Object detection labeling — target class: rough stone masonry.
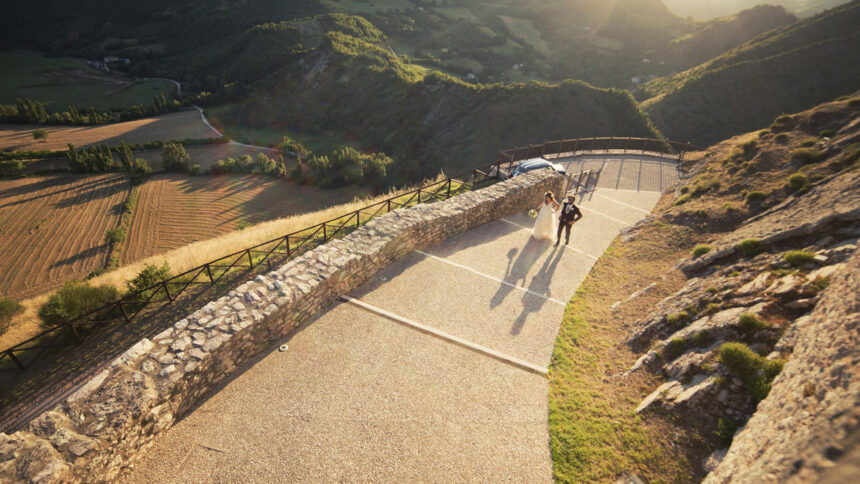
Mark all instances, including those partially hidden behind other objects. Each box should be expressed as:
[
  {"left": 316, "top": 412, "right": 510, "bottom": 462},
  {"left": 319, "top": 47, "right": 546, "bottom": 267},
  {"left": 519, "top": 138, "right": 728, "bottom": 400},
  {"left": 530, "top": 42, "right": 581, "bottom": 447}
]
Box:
[{"left": 0, "top": 170, "right": 564, "bottom": 483}]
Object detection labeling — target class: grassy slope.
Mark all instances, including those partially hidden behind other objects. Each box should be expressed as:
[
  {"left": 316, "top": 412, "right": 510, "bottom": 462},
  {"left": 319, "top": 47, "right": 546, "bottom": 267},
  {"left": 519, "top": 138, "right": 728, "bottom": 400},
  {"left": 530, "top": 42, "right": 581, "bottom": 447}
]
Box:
[
  {"left": 640, "top": 1, "right": 860, "bottom": 146},
  {"left": 548, "top": 94, "right": 860, "bottom": 482}
]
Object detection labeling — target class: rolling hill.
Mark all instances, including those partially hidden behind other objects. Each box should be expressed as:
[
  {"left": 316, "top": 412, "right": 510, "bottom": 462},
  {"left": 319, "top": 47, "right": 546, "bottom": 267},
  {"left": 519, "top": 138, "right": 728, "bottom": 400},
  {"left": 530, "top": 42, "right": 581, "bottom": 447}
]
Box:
[{"left": 639, "top": 1, "right": 860, "bottom": 146}]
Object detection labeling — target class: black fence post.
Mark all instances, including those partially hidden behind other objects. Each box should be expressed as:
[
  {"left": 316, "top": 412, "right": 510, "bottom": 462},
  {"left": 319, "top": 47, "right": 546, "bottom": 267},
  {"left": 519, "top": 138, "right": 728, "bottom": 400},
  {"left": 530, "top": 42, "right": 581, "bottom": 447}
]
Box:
[
  {"left": 7, "top": 351, "right": 25, "bottom": 371},
  {"left": 118, "top": 301, "right": 131, "bottom": 323},
  {"left": 247, "top": 249, "right": 254, "bottom": 268},
  {"left": 162, "top": 281, "right": 173, "bottom": 302}
]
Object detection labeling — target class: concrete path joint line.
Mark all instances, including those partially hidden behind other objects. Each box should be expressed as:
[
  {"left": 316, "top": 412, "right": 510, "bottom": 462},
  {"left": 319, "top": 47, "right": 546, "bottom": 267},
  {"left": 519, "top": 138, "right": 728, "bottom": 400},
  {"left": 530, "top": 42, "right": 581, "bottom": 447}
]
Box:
[
  {"left": 498, "top": 219, "right": 599, "bottom": 260},
  {"left": 578, "top": 206, "right": 630, "bottom": 226},
  {"left": 341, "top": 296, "right": 549, "bottom": 377},
  {"left": 595, "top": 193, "right": 651, "bottom": 214},
  {"left": 414, "top": 250, "right": 567, "bottom": 306}
]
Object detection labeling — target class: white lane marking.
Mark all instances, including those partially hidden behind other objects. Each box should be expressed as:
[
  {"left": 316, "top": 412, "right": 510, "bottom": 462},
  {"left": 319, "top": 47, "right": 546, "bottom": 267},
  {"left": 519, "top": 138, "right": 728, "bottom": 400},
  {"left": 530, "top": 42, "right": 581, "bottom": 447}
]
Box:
[
  {"left": 498, "top": 218, "right": 599, "bottom": 260},
  {"left": 341, "top": 296, "right": 549, "bottom": 377},
  {"left": 414, "top": 250, "right": 566, "bottom": 306},
  {"left": 594, "top": 193, "right": 652, "bottom": 214},
  {"left": 578, "top": 206, "right": 631, "bottom": 226}
]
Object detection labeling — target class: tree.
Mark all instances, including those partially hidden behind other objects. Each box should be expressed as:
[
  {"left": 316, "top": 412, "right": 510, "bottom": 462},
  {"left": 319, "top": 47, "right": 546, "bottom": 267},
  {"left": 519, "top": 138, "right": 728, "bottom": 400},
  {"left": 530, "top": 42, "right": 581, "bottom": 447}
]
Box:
[
  {"left": 0, "top": 297, "right": 24, "bottom": 336},
  {"left": 162, "top": 142, "right": 189, "bottom": 172},
  {"left": 38, "top": 280, "right": 119, "bottom": 326},
  {"left": 32, "top": 129, "right": 49, "bottom": 142}
]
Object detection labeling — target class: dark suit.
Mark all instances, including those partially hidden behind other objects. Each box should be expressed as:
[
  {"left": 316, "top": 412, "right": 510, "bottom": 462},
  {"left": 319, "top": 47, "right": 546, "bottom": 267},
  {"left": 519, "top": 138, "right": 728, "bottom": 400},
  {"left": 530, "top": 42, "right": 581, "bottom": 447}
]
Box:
[{"left": 556, "top": 201, "right": 582, "bottom": 245}]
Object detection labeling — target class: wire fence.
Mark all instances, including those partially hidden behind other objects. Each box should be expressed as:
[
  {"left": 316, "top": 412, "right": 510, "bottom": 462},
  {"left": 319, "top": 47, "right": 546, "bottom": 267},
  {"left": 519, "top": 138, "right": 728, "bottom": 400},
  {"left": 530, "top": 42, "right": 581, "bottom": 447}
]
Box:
[{"left": 0, "top": 136, "right": 701, "bottom": 432}]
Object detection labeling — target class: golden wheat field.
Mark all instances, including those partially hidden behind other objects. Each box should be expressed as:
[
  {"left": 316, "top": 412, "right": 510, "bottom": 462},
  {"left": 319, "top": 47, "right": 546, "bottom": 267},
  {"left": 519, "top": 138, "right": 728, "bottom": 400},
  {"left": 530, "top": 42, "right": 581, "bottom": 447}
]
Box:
[
  {"left": 121, "top": 174, "right": 364, "bottom": 264},
  {"left": 0, "top": 110, "right": 218, "bottom": 152},
  {"left": 0, "top": 174, "right": 130, "bottom": 298}
]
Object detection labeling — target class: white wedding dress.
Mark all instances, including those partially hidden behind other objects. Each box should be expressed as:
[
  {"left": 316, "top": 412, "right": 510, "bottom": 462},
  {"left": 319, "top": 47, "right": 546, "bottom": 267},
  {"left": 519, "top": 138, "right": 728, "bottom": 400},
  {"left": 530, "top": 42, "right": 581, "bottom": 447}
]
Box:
[{"left": 532, "top": 202, "right": 556, "bottom": 241}]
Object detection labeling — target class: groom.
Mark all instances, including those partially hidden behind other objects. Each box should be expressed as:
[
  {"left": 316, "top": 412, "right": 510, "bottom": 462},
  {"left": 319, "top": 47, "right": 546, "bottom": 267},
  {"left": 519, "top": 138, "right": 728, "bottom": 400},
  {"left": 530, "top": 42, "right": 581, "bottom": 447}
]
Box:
[{"left": 555, "top": 194, "right": 582, "bottom": 246}]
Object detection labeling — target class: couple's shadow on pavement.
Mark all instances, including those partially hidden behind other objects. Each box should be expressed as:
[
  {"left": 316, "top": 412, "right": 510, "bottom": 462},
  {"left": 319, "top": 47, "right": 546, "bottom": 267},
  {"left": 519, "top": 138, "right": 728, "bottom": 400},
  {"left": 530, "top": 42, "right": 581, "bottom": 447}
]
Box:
[{"left": 490, "top": 237, "right": 565, "bottom": 336}]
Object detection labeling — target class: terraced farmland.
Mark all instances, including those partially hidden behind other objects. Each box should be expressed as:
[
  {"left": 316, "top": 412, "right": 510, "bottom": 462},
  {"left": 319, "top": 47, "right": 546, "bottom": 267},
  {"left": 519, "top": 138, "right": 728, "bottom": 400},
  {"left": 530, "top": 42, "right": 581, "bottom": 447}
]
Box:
[
  {"left": 0, "top": 174, "right": 130, "bottom": 298},
  {"left": 0, "top": 110, "right": 218, "bottom": 152},
  {"left": 121, "top": 175, "right": 364, "bottom": 264}
]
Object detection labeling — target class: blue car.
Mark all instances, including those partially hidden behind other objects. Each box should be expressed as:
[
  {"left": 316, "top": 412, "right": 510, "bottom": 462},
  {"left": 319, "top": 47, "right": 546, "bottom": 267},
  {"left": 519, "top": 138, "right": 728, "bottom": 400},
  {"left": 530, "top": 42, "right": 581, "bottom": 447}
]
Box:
[{"left": 509, "top": 158, "right": 567, "bottom": 178}]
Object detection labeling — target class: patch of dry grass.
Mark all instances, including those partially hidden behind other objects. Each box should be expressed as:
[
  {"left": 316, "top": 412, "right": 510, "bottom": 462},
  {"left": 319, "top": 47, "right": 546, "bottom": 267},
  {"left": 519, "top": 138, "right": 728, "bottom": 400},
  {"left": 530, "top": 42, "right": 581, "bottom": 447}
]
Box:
[
  {"left": 0, "top": 180, "right": 445, "bottom": 350},
  {"left": 0, "top": 110, "right": 217, "bottom": 152},
  {"left": 549, "top": 192, "right": 710, "bottom": 483}
]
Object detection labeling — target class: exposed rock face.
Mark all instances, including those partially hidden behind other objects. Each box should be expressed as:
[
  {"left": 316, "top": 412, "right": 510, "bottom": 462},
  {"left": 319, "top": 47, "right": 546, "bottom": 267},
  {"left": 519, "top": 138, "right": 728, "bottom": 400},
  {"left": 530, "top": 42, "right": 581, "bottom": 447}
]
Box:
[
  {"left": 0, "top": 170, "right": 565, "bottom": 483},
  {"left": 704, "top": 250, "right": 859, "bottom": 483},
  {"left": 682, "top": 169, "right": 860, "bottom": 272},
  {"left": 625, "top": 162, "right": 859, "bottom": 479}
]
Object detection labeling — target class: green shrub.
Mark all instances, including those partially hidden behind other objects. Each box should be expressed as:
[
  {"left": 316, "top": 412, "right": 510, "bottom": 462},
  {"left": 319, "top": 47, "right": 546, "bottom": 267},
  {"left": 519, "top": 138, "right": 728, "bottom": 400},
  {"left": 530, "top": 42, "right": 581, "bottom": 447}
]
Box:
[
  {"left": 758, "top": 129, "right": 771, "bottom": 138},
  {"left": 0, "top": 297, "right": 24, "bottom": 336},
  {"left": 715, "top": 416, "right": 745, "bottom": 445},
  {"left": 277, "top": 135, "right": 311, "bottom": 158},
  {"left": 105, "top": 227, "right": 126, "bottom": 244},
  {"left": 665, "top": 338, "right": 687, "bottom": 360},
  {"left": 32, "top": 129, "right": 48, "bottom": 141},
  {"left": 692, "top": 244, "right": 712, "bottom": 257},
  {"left": 745, "top": 190, "right": 767, "bottom": 205},
  {"left": 738, "top": 312, "right": 769, "bottom": 333},
  {"left": 799, "top": 139, "right": 817, "bottom": 148},
  {"left": 787, "top": 173, "right": 808, "bottom": 192},
  {"left": 666, "top": 311, "right": 690, "bottom": 326},
  {"left": 692, "top": 179, "right": 721, "bottom": 197},
  {"left": 674, "top": 194, "right": 691, "bottom": 205},
  {"left": 39, "top": 281, "right": 119, "bottom": 326},
  {"left": 679, "top": 185, "right": 690, "bottom": 194},
  {"left": 790, "top": 148, "right": 824, "bottom": 164},
  {"left": 741, "top": 140, "right": 757, "bottom": 155},
  {"left": 127, "top": 157, "right": 152, "bottom": 178},
  {"left": 162, "top": 142, "right": 190, "bottom": 172},
  {"left": 690, "top": 331, "right": 712, "bottom": 347},
  {"left": 819, "top": 129, "right": 835, "bottom": 138},
  {"left": 774, "top": 133, "right": 790, "bottom": 144},
  {"left": 0, "top": 159, "right": 24, "bottom": 177},
  {"left": 783, "top": 250, "right": 815, "bottom": 267},
  {"left": 808, "top": 276, "right": 830, "bottom": 293},
  {"left": 125, "top": 262, "right": 171, "bottom": 297},
  {"left": 704, "top": 303, "right": 722, "bottom": 315},
  {"left": 770, "top": 114, "right": 793, "bottom": 131},
  {"left": 719, "top": 342, "right": 785, "bottom": 400},
  {"left": 738, "top": 238, "right": 764, "bottom": 257}
]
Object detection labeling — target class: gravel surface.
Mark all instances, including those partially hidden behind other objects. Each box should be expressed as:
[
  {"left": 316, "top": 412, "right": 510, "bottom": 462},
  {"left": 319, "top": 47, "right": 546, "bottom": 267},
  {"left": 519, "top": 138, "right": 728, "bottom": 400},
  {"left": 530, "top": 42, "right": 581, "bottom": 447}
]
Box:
[{"left": 124, "top": 184, "right": 668, "bottom": 482}]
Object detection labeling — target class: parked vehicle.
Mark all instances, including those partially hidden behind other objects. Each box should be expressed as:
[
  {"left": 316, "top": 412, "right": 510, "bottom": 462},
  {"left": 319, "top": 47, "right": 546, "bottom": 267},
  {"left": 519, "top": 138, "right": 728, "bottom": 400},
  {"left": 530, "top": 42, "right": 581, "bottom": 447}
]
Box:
[{"left": 509, "top": 158, "right": 566, "bottom": 177}]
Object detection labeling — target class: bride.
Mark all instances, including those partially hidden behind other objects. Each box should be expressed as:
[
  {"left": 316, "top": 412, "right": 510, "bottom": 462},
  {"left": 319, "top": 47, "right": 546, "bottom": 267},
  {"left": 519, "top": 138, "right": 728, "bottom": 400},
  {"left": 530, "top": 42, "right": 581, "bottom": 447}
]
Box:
[{"left": 532, "top": 191, "right": 559, "bottom": 241}]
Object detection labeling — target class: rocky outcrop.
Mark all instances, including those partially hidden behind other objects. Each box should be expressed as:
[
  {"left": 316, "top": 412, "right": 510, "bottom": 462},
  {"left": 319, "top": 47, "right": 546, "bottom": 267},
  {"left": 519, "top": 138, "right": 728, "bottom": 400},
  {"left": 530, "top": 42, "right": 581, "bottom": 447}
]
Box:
[
  {"left": 704, "top": 249, "right": 859, "bottom": 483},
  {"left": 0, "top": 170, "right": 565, "bottom": 483},
  {"left": 682, "top": 169, "right": 860, "bottom": 272}
]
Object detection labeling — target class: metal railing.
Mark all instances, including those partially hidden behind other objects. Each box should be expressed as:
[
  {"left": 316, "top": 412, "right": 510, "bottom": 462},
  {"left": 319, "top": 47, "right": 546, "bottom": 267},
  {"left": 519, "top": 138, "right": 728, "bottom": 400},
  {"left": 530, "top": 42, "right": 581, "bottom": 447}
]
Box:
[{"left": 0, "top": 136, "right": 697, "bottom": 432}]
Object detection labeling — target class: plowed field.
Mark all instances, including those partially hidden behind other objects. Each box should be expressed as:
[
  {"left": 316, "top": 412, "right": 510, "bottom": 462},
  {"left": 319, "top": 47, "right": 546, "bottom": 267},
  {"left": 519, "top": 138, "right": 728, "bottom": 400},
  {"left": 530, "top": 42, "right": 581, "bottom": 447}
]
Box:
[
  {"left": 0, "top": 110, "right": 218, "bottom": 152},
  {"left": 122, "top": 175, "right": 363, "bottom": 264},
  {"left": 0, "top": 174, "right": 130, "bottom": 298}
]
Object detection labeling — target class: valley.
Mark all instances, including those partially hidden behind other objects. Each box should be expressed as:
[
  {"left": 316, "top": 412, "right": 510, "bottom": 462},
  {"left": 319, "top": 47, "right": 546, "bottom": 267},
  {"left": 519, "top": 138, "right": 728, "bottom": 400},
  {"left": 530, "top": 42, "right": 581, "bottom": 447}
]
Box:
[{"left": 0, "top": 0, "right": 857, "bottom": 482}]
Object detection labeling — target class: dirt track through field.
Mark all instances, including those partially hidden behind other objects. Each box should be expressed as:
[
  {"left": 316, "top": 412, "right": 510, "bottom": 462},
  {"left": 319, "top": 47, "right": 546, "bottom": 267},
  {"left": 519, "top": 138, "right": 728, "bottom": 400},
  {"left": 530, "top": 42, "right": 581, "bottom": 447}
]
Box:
[
  {"left": 122, "top": 175, "right": 363, "bottom": 264},
  {"left": 0, "top": 110, "right": 219, "bottom": 152},
  {"left": 0, "top": 174, "right": 129, "bottom": 298}
]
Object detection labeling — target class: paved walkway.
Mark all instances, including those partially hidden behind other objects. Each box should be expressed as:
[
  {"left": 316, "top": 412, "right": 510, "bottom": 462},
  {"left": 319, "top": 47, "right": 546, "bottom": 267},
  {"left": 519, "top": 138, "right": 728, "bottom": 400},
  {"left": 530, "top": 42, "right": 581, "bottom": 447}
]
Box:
[{"left": 124, "top": 155, "right": 673, "bottom": 483}]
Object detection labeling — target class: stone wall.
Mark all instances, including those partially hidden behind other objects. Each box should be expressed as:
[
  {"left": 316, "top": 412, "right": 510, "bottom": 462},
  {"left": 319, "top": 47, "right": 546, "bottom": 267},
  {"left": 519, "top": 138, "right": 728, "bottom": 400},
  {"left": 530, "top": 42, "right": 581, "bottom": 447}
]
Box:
[{"left": 0, "top": 171, "right": 565, "bottom": 483}]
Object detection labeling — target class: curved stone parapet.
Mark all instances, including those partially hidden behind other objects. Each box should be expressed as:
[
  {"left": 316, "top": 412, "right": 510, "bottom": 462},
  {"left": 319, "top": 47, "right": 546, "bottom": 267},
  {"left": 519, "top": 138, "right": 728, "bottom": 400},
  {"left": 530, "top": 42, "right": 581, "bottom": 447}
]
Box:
[{"left": 0, "top": 170, "right": 565, "bottom": 483}]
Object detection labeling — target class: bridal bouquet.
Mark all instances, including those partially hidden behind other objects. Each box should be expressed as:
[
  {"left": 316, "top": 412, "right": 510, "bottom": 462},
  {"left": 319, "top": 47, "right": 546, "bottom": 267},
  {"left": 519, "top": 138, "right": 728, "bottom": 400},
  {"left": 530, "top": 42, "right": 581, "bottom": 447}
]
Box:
[{"left": 528, "top": 209, "right": 538, "bottom": 218}]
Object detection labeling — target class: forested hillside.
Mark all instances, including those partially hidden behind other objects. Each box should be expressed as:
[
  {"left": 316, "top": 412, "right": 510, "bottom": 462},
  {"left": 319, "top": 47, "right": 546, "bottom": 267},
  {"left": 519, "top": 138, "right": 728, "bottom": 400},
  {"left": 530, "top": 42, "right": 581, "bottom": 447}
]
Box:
[
  {"left": 220, "top": 18, "right": 659, "bottom": 179},
  {"left": 639, "top": 1, "right": 860, "bottom": 146}
]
